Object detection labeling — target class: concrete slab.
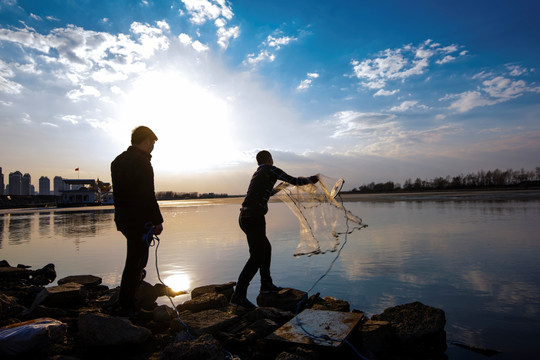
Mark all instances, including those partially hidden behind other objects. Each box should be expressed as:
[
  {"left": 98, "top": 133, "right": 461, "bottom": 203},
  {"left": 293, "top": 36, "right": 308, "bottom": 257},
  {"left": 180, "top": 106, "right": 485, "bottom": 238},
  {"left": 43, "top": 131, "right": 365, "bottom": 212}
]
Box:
[{"left": 266, "top": 309, "right": 363, "bottom": 347}]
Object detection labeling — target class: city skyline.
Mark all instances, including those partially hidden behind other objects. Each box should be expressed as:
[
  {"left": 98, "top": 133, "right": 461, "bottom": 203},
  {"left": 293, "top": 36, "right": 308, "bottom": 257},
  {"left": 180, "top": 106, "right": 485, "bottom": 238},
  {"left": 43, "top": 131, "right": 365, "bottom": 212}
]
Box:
[
  {"left": 1, "top": 1, "right": 539, "bottom": 194},
  {"left": 0, "top": 167, "right": 79, "bottom": 196}
]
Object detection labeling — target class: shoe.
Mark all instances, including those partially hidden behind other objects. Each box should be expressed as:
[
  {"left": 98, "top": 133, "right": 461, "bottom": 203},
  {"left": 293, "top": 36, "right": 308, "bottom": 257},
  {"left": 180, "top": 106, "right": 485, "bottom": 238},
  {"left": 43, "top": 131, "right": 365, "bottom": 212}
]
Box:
[
  {"left": 230, "top": 293, "right": 257, "bottom": 310},
  {"left": 260, "top": 282, "right": 283, "bottom": 294}
]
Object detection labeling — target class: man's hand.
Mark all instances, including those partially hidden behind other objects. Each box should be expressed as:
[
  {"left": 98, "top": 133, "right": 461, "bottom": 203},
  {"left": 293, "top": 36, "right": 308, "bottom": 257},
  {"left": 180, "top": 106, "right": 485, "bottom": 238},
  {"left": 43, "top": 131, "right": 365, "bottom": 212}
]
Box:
[
  {"left": 309, "top": 175, "right": 319, "bottom": 184},
  {"left": 153, "top": 223, "right": 163, "bottom": 235}
]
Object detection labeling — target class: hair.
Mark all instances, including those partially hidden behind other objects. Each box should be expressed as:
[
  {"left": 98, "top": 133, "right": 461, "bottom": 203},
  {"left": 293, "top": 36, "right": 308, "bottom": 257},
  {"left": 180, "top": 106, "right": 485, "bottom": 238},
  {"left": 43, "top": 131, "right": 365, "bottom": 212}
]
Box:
[
  {"left": 256, "top": 150, "right": 272, "bottom": 165},
  {"left": 131, "top": 126, "right": 158, "bottom": 145}
]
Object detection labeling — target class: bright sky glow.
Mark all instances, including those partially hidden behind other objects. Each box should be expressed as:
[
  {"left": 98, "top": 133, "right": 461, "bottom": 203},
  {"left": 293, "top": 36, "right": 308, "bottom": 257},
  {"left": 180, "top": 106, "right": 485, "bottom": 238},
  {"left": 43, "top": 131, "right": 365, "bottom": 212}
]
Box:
[{"left": 1, "top": 0, "right": 539, "bottom": 194}]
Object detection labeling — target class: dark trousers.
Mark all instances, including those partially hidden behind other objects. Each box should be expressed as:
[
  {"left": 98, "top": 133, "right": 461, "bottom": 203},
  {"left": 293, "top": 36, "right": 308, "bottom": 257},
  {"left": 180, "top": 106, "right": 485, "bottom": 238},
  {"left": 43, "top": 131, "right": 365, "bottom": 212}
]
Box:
[
  {"left": 236, "top": 214, "right": 272, "bottom": 298},
  {"left": 119, "top": 228, "right": 149, "bottom": 308}
]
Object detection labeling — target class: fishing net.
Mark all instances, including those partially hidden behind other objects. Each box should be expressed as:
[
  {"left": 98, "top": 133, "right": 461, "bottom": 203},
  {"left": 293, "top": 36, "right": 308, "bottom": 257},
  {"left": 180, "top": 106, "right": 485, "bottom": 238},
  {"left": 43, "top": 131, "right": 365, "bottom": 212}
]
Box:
[{"left": 274, "top": 174, "right": 367, "bottom": 256}]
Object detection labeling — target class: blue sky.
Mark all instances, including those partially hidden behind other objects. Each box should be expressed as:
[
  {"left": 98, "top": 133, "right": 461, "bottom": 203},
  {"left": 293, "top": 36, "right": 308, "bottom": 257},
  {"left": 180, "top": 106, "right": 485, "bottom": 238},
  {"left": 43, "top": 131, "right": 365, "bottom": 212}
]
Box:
[{"left": 1, "top": 0, "right": 539, "bottom": 193}]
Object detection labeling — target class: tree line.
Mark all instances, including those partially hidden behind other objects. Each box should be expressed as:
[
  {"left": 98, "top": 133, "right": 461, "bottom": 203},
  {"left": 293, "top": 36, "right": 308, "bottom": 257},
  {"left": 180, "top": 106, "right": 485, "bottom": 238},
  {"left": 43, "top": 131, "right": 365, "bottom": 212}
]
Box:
[{"left": 349, "top": 167, "right": 540, "bottom": 193}]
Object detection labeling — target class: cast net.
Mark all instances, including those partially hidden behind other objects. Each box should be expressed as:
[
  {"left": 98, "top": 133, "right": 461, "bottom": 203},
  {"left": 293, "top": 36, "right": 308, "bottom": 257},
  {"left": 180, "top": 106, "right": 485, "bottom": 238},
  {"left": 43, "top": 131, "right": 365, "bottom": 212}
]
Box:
[{"left": 274, "top": 174, "right": 367, "bottom": 256}]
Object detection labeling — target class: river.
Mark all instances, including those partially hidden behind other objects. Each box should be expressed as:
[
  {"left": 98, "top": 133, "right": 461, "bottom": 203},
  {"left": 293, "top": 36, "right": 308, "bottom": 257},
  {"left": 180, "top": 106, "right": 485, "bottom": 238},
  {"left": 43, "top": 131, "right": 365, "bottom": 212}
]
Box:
[{"left": 1, "top": 191, "right": 539, "bottom": 359}]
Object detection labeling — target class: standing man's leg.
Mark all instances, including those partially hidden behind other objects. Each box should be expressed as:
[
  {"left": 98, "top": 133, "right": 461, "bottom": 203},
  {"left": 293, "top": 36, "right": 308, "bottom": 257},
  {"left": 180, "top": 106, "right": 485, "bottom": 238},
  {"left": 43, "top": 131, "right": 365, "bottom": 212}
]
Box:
[
  {"left": 119, "top": 228, "right": 149, "bottom": 309},
  {"left": 233, "top": 215, "right": 268, "bottom": 308}
]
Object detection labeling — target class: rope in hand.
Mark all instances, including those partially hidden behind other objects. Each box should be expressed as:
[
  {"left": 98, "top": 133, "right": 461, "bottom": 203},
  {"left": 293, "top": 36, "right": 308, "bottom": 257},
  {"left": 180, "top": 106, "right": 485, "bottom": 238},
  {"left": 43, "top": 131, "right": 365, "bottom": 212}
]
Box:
[
  {"left": 293, "top": 194, "right": 369, "bottom": 360},
  {"left": 142, "top": 224, "right": 240, "bottom": 360},
  {"left": 143, "top": 223, "right": 194, "bottom": 341}
]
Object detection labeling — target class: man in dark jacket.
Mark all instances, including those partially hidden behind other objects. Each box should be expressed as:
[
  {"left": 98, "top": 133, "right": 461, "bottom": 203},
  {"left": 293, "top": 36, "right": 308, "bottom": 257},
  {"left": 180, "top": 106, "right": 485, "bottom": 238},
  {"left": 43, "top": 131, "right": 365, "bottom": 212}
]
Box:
[
  {"left": 111, "top": 126, "right": 163, "bottom": 313},
  {"left": 231, "top": 150, "right": 318, "bottom": 309}
]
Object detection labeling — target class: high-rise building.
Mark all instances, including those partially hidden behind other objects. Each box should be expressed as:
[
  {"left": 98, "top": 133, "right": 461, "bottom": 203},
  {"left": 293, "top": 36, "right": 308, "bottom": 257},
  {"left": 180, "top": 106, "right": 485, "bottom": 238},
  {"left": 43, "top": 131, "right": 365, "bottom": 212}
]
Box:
[
  {"left": 0, "top": 167, "right": 4, "bottom": 195},
  {"left": 22, "top": 173, "right": 31, "bottom": 195},
  {"left": 53, "top": 176, "right": 65, "bottom": 196},
  {"left": 9, "top": 171, "right": 22, "bottom": 195},
  {"left": 39, "top": 176, "right": 51, "bottom": 195}
]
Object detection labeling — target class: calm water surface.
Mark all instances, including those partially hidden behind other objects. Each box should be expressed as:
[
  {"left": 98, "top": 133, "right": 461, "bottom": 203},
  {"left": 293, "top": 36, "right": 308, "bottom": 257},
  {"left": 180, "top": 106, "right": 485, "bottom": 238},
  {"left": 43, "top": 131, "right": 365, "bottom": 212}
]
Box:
[{"left": 1, "top": 193, "right": 539, "bottom": 359}]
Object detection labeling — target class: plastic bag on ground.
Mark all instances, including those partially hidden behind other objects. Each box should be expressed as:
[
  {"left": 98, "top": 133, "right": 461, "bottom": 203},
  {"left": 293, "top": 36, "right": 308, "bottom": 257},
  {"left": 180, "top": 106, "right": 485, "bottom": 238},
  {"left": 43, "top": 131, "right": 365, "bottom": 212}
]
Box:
[{"left": 0, "top": 317, "right": 67, "bottom": 355}]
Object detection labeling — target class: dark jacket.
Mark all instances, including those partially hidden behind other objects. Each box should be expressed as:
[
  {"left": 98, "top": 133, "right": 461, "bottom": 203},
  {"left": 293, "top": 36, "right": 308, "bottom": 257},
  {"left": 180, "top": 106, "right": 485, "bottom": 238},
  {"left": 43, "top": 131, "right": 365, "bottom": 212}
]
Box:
[
  {"left": 111, "top": 146, "right": 163, "bottom": 231},
  {"left": 241, "top": 164, "right": 311, "bottom": 216}
]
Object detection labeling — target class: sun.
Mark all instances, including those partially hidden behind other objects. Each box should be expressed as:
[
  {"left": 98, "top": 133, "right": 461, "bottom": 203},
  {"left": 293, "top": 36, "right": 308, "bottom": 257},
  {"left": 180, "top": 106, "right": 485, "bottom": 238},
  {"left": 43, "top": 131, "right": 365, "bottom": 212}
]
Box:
[
  {"left": 163, "top": 272, "right": 191, "bottom": 293},
  {"left": 115, "top": 70, "right": 243, "bottom": 172}
]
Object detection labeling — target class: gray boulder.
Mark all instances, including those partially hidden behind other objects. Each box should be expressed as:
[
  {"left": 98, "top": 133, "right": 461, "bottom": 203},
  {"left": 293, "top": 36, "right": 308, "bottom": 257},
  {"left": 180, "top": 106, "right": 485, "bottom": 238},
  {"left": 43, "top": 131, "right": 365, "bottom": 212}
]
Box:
[
  {"left": 190, "top": 282, "right": 235, "bottom": 301},
  {"left": 31, "top": 282, "right": 87, "bottom": 309},
  {"left": 256, "top": 288, "right": 307, "bottom": 313},
  {"left": 170, "top": 309, "right": 239, "bottom": 337},
  {"left": 177, "top": 292, "right": 229, "bottom": 313},
  {"left": 371, "top": 301, "right": 447, "bottom": 353},
  {"left": 160, "top": 333, "right": 224, "bottom": 360},
  {"left": 78, "top": 312, "right": 151, "bottom": 346},
  {"left": 57, "top": 275, "right": 102, "bottom": 287}
]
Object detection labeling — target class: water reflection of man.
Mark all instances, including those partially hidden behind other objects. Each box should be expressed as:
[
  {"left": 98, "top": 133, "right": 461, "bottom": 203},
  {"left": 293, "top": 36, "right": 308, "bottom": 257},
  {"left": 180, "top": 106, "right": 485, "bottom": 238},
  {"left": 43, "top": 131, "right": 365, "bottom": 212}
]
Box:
[
  {"left": 111, "top": 126, "right": 163, "bottom": 315},
  {"left": 231, "top": 150, "right": 318, "bottom": 309}
]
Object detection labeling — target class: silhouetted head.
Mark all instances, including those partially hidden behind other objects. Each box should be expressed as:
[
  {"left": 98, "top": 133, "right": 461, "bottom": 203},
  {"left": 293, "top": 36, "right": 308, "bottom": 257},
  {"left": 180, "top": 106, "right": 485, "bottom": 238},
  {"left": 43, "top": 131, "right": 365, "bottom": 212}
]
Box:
[
  {"left": 131, "top": 126, "right": 158, "bottom": 154},
  {"left": 256, "top": 150, "right": 273, "bottom": 165}
]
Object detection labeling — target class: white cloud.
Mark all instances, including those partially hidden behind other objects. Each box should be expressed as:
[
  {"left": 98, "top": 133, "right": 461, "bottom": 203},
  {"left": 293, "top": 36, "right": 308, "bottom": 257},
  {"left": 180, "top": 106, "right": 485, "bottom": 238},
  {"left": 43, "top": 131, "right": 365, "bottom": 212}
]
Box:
[
  {"left": 436, "top": 55, "right": 456, "bottom": 65},
  {"left": 192, "top": 40, "right": 209, "bottom": 52},
  {"left": 178, "top": 33, "right": 192, "bottom": 45},
  {"left": 0, "top": 60, "right": 23, "bottom": 94},
  {"left": 329, "top": 111, "right": 397, "bottom": 139},
  {"left": 296, "top": 72, "right": 319, "bottom": 91},
  {"left": 41, "top": 122, "right": 59, "bottom": 127},
  {"left": 244, "top": 30, "right": 299, "bottom": 67},
  {"left": 266, "top": 35, "right": 296, "bottom": 49},
  {"left": 60, "top": 115, "right": 81, "bottom": 124},
  {"left": 443, "top": 75, "right": 540, "bottom": 113},
  {"left": 216, "top": 25, "right": 239, "bottom": 49},
  {"left": 21, "top": 113, "right": 32, "bottom": 123},
  {"left": 180, "top": 0, "right": 238, "bottom": 49},
  {"left": 445, "top": 91, "right": 495, "bottom": 113},
  {"left": 181, "top": 0, "right": 234, "bottom": 25},
  {"left": 245, "top": 50, "right": 275, "bottom": 65},
  {"left": 351, "top": 40, "right": 465, "bottom": 93},
  {"left": 373, "top": 89, "right": 399, "bottom": 97},
  {"left": 482, "top": 77, "right": 527, "bottom": 99},
  {"left": 390, "top": 100, "right": 419, "bottom": 112},
  {"left": 506, "top": 64, "right": 532, "bottom": 76},
  {"left": 66, "top": 85, "right": 101, "bottom": 101}
]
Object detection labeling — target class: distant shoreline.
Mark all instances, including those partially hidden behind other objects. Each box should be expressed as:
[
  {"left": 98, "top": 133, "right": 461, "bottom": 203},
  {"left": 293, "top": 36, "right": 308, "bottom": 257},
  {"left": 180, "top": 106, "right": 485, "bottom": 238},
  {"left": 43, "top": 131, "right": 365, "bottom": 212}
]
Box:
[
  {"left": 337, "top": 188, "right": 540, "bottom": 202},
  {"left": 1, "top": 189, "right": 540, "bottom": 214}
]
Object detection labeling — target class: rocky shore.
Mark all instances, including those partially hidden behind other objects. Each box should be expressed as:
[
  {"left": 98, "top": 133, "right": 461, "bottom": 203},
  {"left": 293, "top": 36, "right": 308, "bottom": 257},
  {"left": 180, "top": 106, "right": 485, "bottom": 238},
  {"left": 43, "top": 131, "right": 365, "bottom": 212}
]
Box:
[{"left": 0, "top": 261, "right": 448, "bottom": 360}]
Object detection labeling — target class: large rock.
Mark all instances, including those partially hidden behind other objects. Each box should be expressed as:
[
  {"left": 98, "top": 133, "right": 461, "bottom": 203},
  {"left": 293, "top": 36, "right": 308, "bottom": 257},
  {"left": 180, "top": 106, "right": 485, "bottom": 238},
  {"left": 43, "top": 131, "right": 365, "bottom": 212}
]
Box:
[
  {"left": 371, "top": 301, "right": 447, "bottom": 353},
  {"left": 248, "top": 306, "right": 295, "bottom": 325},
  {"left": 177, "top": 292, "right": 228, "bottom": 313},
  {"left": 78, "top": 312, "right": 151, "bottom": 346},
  {"left": 256, "top": 288, "right": 307, "bottom": 313},
  {"left": 160, "top": 333, "right": 224, "bottom": 360},
  {"left": 0, "top": 263, "right": 55, "bottom": 287},
  {"left": 31, "top": 282, "right": 87, "bottom": 309},
  {"left": 29, "top": 263, "right": 57, "bottom": 286},
  {"left": 0, "top": 293, "right": 26, "bottom": 319},
  {"left": 134, "top": 281, "right": 180, "bottom": 310},
  {"left": 190, "top": 282, "right": 235, "bottom": 301},
  {"left": 353, "top": 319, "right": 395, "bottom": 358},
  {"left": 153, "top": 305, "right": 175, "bottom": 324},
  {"left": 57, "top": 275, "right": 102, "bottom": 287},
  {"left": 310, "top": 296, "right": 350, "bottom": 312},
  {"left": 170, "top": 309, "right": 240, "bottom": 337}
]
